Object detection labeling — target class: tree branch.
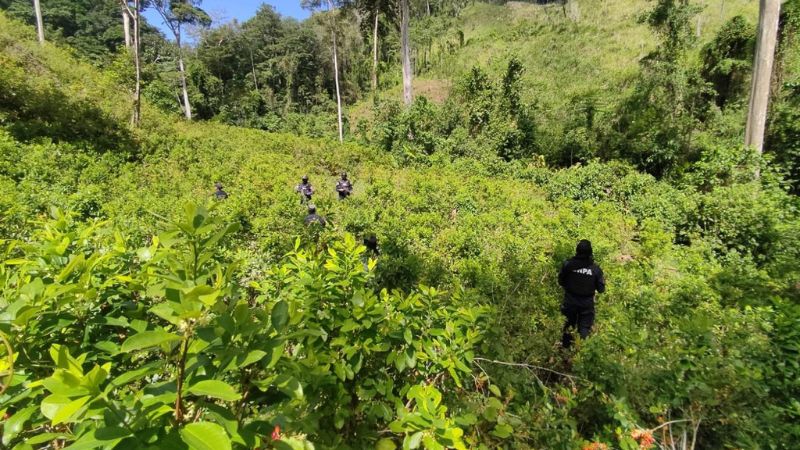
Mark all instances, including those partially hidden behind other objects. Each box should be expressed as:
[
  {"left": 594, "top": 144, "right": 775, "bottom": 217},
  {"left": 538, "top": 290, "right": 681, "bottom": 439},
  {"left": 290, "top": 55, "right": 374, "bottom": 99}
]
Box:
[{"left": 472, "top": 357, "right": 583, "bottom": 382}]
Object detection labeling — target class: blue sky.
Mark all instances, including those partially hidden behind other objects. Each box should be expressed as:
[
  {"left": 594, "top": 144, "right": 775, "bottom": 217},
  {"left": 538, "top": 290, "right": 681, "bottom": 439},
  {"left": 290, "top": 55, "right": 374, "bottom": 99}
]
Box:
[{"left": 144, "top": 1, "right": 311, "bottom": 40}]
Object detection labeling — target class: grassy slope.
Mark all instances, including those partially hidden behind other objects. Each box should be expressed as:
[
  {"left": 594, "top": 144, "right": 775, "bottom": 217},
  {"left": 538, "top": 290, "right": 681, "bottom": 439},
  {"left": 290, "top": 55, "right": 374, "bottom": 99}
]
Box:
[{"left": 353, "top": 0, "right": 759, "bottom": 131}]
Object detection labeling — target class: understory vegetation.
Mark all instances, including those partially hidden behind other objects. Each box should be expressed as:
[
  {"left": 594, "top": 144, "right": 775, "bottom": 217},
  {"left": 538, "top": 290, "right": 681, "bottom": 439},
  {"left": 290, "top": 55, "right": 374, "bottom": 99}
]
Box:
[{"left": 1, "top": 1, "right": 800, "bottom": 449}]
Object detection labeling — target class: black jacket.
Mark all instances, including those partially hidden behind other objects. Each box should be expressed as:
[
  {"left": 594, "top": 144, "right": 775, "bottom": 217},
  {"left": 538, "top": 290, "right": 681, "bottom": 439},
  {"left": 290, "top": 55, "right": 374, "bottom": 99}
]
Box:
[
  {"left": 336, "top": 179, "right": 353, "bottom": 198},
  {"left": 558, "top": 256, "right": 605, "bottom": 306},
  {"left": 304, "top": 213, "right": 326, "bottom": 227}
]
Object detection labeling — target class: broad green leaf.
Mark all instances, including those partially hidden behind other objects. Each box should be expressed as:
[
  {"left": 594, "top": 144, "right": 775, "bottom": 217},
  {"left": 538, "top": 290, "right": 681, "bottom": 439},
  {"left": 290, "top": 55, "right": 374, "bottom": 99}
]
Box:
[
  {"left": 2, "top": 258, "right": 31, "bottom": 265},
  {"left": 403, "top": 431, "right": 423, "bottom": 450},
  {"left": 271, "top": 301, "right": 289, "bottom": 331},
  {"left": 120, "top": 330, "right": 181, "bottom": 352},
  {"left": 83, "top": 363, "right": 111, "bottom": 393},
  {"left": 421, "top": 435, "right": 444, "bottom": 450},
  {"left": 42, "top": 370, "right": 84, "bottom": 396},
  {"left": 266, "top": 340, "right": 285, "bottom": 368},
  {"left": 52, "top": 395, "right": 90, "bottom": 425},
  {"left": 49, "top": 345, "right": 83, "bottom": 375},
  {"left": 187, "top": 380, "right": 241, "bottom": 401},
  {"left": 180, "top": 422, "right": 231, "bottom": 450},
  {"left": 274, "top": 374, "right": 304, "bottom": 399},
  {"left": 340, "top": 319, "right": 359, "bottom": 333},
  {"left": 203, "top": 404, "right": 246, "bottom": 447},
  {"left": 238, "top": 350, "right": 267, "bottom": 368},
  {"left": 2, "top": 405, "right": 37, "bottom": 445},
  {"left": 491, "top": 423, "right": 513, "bottom": 439},
  {"left": 25, "top": 433, "right": 73, "bottom": 445},
  {"left": 63, "top": 426, "right": 129, "bottom": 450},
  {"left": 56, "top": 254, "right": 85, "bottom": 282},
  {"left": 376, "top": 438, "right": 397, "bottom": 450},
  {"left": 404, "top": 329, "right": 413, "bottom": 344},
  {"left": 94, "top": 341, "right": 119, "bottom": 355},
  {"left": 149, "top": 303, "right": 181, "bottom": 325},
  {"left": 41, "top": 394, "right": 71, "bottom": 420},
  {"left": 110, "top": 361, "right": 161, "bottom": 388}
]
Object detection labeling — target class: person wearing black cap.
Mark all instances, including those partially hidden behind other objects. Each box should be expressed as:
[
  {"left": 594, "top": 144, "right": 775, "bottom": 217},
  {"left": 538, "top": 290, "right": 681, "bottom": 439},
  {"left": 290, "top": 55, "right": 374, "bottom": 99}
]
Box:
[
  {"left": 304, "top": 204, "right": 326, "bottom": 227},
  {"left": 335, "top": 172, "right": 353, "bottom": 200},
  {"left": 214, "top": 182, "right": 228, "bottom": 200},
  {"left": 295, "top": 175, "right": 314, "bottom": 204},
  {"left": 558, "top": 239, "right": 605, "bottom": 349}
]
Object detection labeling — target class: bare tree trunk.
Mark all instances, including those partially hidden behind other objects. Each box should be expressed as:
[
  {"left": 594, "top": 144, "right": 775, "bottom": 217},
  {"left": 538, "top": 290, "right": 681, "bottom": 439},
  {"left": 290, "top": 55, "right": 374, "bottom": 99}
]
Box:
[
  {"left": 401, "top": 0, "right": 413, "bottom": 106},
  {"left": 132, "top": 0, "right": 141, "bottom": 126},
  {"left": 178, "top": 55, "right": 192, "bottom": 120},
  {"left": 120, "top": 0, "right": 141, "bottom": 126},
  {"left": 328, "top": 0, "right": 344, "bottom": 142},
  {"left": 284, "top": 70, "right": 293, "bottom": 114},
  {"left": 123, "top": 8, "right": 131, "bottom": 48},
  {"left": 568, "top": 0, "right": 581, "bottom": 22},
  {"left": 153, "top": 4, "right": 193, "bottom": 120},
  {"left": 175, "top": 30, "right": 193, "bottom": 121},
  {"left": 32, "top": 0, "right": 44, "bottom": 44},
  {"left": 371, "top": 7, "right": 379, "bottom": 94},
  {"left": 745, "top": 0, "right": 781, "bottom": 164},
  {"left": 248, "top": 47, "right": 259, "bottom": 91}
]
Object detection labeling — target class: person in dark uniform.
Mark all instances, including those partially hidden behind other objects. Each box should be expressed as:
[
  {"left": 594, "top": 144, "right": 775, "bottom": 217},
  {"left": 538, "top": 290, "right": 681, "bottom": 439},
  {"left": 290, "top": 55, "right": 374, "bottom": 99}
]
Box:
[
  {"left": 362, "top": 234, "right": 379, "bottom": 271},
  {"left": 558, "top": 239, "right": 605, "bottom": 349},
  {"left": 295, "top": 175, "right": 314, "bottom": 204},
  {"left": 304, "top": 204, "right": 326, "bottom": 227},
  {"left": 214, "top": 182, "right": 228, "bottom": 200},
  {"left": 363, "top": 235, "right": 379, "bottom": 256},
  {"left": 335, "top": 172, "right": 353, "bottom": 200}
]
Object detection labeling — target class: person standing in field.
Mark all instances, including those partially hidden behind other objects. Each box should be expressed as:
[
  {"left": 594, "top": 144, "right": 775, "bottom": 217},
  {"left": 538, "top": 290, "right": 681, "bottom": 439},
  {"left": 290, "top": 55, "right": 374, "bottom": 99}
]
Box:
[
  {"left": 214, "top": 182, "right": 228, "bottom": 200},
  {"left": 335, "top": 172, "right": 353, "bottom": 200},
  {"left": 558, "top": 239, "right": 605, "bottom": 349},
  {"left": 304, "top": 204, "right": 326, "bottom": 227},
  {"left": 361, "top": 234, "right": 380, "bottom": 271},
  {"left": 295, "top": 175, "right": 314, "bottom": 204}
]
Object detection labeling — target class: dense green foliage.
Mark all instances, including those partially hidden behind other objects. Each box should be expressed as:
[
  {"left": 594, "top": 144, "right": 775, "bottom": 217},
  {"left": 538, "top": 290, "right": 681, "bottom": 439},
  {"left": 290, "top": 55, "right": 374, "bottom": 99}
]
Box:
[{"left": 2, "top": 1, "right": 800, "bottom": 449}]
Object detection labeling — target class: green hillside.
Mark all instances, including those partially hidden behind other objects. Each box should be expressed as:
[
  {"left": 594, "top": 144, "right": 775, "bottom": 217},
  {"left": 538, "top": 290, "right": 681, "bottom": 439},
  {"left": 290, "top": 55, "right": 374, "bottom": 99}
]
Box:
[
  {"left": 358, "top": 0, "right": 759, "bottom": 130},
  {"left": 424, "top": 0, "right": 757, "bottom": 96},
  {"left": 2, "top": 3, "right": 800, "bottom": 450}
]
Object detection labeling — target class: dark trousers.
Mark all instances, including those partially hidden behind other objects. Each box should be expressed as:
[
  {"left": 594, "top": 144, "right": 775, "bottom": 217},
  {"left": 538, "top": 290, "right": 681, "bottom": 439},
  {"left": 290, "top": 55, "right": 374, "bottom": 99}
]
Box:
[{"left": 561, "top": 302, "right": 595, "bottom": 348}]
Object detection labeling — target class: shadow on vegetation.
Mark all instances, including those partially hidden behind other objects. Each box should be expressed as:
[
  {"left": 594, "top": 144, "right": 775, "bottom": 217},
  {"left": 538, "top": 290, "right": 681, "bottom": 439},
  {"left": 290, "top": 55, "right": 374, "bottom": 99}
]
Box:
[{"left": 0, "top": 71, "right": 137, "bottom": 158}]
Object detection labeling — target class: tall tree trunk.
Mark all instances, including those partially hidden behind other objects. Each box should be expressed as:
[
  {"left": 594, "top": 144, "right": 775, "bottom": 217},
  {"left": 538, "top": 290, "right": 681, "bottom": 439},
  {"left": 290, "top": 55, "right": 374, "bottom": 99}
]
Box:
[
  {"left": 401, "top": 0, "right": 413, "bottom": 106},
  {"left": 568, "top": 0, "right": 580, "bottom": 22},
  {"left": 745, "top": 0, "right": 781, "bottom": 163},
  {"left": 248, "top": 47, "right": 259, "bottom": 91},
  {"left": 371, "top": 7, "right": 379, "bottom": 95},
  {"left": 32, "top": 0, "right": 44, "bottom": 44},
  {"left": 176, "top": 30, "right": 193, "bottom": 121},
  {"left": 119, "top": 0, "right": 141, "bottom": 126},
  {"left": 285, "top": 70, "right": 293, "bottom": 115},
  {"left": 132, "top": 0, "right": 141, "bottom": 126},
  {"left": 123, "top": 8, "right": 131, "bottom": 48},
  {"left": 328, "top": 0, "right": 344, "bottom": 142}
]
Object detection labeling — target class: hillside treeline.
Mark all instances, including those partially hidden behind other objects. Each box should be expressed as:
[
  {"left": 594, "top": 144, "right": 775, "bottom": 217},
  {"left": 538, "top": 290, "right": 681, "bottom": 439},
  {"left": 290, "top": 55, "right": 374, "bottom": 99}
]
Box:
[{"left": 1, "top": 0, "right": 798, "bottom": 189}]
